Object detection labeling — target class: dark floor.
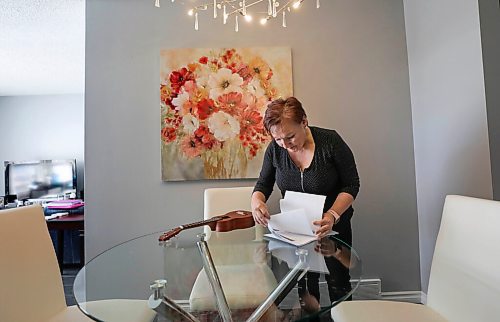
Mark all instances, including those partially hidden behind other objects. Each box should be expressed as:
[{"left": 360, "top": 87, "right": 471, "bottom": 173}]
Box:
[{"left": 62, "top": 268, "right": 79, "bottom": 306}]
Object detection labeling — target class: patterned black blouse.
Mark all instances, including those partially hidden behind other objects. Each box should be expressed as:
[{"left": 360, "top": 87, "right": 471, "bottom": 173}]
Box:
[{"left": 254, "top": 126, "right": 360, "bottom": 218}]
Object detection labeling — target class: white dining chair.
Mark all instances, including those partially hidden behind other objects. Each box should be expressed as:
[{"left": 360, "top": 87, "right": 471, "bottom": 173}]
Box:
[
  {"left": 189, "top": 186, "right": 277, "bottom": 311},
  {"left": 0, "top": 205, "right": 93, "bottom": 322},
  {"left": 331, "top": 195, "right": 500, "bottom": 322},
  {"left": 0, "top": 205, "right": 156, "bottom": 322}
]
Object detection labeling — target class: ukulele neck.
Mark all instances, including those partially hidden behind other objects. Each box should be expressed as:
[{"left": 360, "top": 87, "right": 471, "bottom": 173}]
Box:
[{"left": 179, "top": 215, "right": 227, "bottom": 230}]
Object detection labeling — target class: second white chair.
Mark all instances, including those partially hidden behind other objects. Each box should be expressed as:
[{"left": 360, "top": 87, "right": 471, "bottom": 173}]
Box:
[{"left": 331, "top": 195, "right": 500, "bottom": 322}]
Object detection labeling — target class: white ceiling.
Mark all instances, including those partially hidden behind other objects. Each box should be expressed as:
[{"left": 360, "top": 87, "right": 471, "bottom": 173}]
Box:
[{"left": 0, "top": 0, "right": 85, "bottom": 96}]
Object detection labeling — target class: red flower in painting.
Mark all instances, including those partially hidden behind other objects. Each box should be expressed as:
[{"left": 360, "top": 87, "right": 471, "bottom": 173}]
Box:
[
  {"left": 199, "top": 56, "right": 208, "bottom": 64},
  {"left": 161, "top": 127, "right": 177, "bottom": 143},
  {"left": 218, "top": 92, "right": 247, "bottom": 113},
  {"left": 240, "top": 109, "right": 263, "bottom": 133},
  {"left": 194, "top": 125, "right": 220, "bottom": 150},
  {"left": 197, "top": 98, "right": 218, "bottom": 120},
  {"left": 169, "top": 67, "right": 194, "bottom": 93}
]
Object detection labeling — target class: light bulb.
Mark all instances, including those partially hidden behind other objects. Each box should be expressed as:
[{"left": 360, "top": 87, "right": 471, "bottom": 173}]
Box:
[
  {"left": 260, "top": 18, "right": 268, "bottom": 25},
  {"left": 292, "top": 1, "right": 301, "bottom": 9},
  {"left": 188, "top": 9, "right": 194, "bottom": 16},
  {"left": 244, "top": 14, "right": 252, "bottom": 22}
]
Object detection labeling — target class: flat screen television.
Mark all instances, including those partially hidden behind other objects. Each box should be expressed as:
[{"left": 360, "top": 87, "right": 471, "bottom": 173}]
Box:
[{"left": 4, "top": 159, "right": 77, "bottom": 200}]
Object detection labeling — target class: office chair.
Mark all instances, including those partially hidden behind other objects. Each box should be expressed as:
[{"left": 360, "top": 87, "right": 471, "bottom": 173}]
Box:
[{"left": 332, "top": 195, "right": 500, "bottom": 322}]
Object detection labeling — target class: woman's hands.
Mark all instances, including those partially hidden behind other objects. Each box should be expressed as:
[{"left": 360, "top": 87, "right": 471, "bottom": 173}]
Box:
[
  {"left": 313, "top": 212, "right": 335, "bottom": 239},
  {"left": 251, "top": 191, "right": 270, "bottom": 226}
]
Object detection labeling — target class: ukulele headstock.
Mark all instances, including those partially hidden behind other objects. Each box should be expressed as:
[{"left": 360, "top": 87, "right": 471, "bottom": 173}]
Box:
[{"left": 158, "top": 227, "right": 182, "bottom": 241}]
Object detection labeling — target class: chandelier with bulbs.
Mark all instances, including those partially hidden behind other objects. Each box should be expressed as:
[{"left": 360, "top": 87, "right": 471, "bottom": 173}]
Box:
[{"left": 154, "top": 0, "right": 320, "bottom": 31}]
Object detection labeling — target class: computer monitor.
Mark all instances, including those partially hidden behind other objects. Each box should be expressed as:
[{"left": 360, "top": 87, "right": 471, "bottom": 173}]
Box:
[{"left": 4, "top": 159, "right": 77, "bottom": 200}]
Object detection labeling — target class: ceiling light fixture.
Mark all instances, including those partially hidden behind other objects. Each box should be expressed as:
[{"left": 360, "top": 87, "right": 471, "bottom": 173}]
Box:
[{"left": 154, "top": 0, "right": 320, "bottom": 32}]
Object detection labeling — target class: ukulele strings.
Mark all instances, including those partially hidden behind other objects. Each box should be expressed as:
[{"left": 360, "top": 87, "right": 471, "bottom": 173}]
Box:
[{"left": 181, "top": 215, "right": 229, "bottom": 229}]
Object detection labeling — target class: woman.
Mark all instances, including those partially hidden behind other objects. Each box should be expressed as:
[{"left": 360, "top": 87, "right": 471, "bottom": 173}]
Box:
[
  {"left": 251, "top": 97, "right": 360, "bottom": 313},
  {"left": 251, "top": 96, "right": 360, "bottom": 243}
]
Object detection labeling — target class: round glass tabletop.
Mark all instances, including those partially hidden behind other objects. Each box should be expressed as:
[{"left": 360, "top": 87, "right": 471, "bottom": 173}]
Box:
[{"left": 74, "top": 226, "right": 362, "bottom": 321}]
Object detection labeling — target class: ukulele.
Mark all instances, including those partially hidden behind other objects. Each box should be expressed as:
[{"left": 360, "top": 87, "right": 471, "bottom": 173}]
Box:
[{"left": 158, "top": 210, "right": 254, "bottom": 241}]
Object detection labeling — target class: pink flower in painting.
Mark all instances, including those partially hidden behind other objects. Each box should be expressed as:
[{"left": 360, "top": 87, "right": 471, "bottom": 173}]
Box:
[{"left": 180, "top": 136, "right": 203, "bottom": 158}]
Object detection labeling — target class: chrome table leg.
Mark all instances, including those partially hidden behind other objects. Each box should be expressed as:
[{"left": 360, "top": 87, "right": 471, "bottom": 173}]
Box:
[
  {"left": 197, "top": 233, "right": 233, "bottom": 322},
  {"left": 246, "top": 248, "right": 310, "bottom": 322}
]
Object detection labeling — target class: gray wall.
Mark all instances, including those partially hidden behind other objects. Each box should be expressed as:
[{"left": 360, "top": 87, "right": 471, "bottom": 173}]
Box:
[
  {"left": 479, "top": 0, "right": 500, "bottom": 200},
  {"left": 86, "top": 0, "right": 420, "bottom": 291},
  {"left": 0, "top": 95, "right": 85, "bottom": 196},
  {"left": 403, "top": 0, "right": 493, "bottom": 292}
]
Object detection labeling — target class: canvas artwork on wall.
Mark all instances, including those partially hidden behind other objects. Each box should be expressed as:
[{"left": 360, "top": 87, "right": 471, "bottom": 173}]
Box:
[{"left": 160, "top": 47, "right": 293, "bottom": 181}]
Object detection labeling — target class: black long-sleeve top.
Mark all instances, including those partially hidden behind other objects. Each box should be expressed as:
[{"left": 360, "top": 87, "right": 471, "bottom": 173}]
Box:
[{"left": 254, "top": 126, "right": 360, "bottom": 217}]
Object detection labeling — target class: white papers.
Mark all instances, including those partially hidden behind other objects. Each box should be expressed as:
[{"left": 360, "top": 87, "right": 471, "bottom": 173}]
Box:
[
  {"left": 45, "top": 212, "right": 69, "bottom": 220},
  {"left": 268, "top": 209, "right": 312, "bottom": 236},
  {"left": 264, "top": 191, "right": 327, "bottom": 247},
  {"left": 280, "top": 191, "right": 326, "bottom": 233}
]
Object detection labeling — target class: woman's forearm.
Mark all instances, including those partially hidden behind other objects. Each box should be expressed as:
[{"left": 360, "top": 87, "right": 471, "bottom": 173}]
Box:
[{"left": 329, "top": 192, "right": 354, "bottom": 217}]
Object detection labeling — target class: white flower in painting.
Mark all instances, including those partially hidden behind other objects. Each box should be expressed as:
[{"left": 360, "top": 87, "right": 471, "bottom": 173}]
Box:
[
  {"left": 182, "top": 113, "right": 200, "bottom": 134},
  {"left": 247, "top": 78, "right": 265, "bottom": 97},
  {"left": 208, "top": 68, "right": 243, "bottom": 100},
  {"left": 172, "top": 91, "right": 189, "bottom": 111},
  {"left": 207, "top": 111, "right": 240, "bottom": 141},
  {"left": 197, "top": 75, "right": 209, "bottom": 88}
]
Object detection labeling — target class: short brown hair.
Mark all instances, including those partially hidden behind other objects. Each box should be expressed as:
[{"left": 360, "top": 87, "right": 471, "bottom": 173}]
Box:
[{"left": 263, "top": 97, "right": 307, "bottom": 133}]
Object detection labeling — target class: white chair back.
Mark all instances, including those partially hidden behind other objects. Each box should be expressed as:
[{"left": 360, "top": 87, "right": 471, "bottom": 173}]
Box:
[
  {"left": 0, "top": 205, "right": 67, "bottom": 321},
  {"left": 427, "top": 195, "right": 500, "bottom": 321},
  {"left": 203, "top": 186, "right": 263, "bottom": 241}
]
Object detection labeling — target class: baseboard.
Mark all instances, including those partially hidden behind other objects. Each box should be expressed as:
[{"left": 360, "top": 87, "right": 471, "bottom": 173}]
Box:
[{"left": 380, "top": 291, "right": 425, "bottom": 304}]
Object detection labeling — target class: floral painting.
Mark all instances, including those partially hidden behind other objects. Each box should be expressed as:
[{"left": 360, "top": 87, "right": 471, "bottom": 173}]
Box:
[{"left": 160, "top": 47, "right": 293, "bottom": 181}]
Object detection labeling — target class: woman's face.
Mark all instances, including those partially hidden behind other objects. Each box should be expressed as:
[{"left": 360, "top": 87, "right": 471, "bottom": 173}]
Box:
[{"left": 270, "top": 117, "right": 308, "bottom": 153}]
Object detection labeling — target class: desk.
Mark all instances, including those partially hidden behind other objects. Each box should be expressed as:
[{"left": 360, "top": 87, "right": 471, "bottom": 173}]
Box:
[
  {"left": 73, "top": 227, "right": 361, "bottom": 321},
  {"left": 46, "top": 214, "right": 84, "bottom": 270}
]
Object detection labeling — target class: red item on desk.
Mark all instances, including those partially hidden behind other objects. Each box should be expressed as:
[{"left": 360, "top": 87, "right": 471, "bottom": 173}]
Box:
[{"left": 47, "top": 200, "right": 85, "bottom": 209}]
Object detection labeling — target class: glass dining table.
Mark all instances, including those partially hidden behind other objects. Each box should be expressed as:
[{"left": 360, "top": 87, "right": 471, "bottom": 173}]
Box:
[{"left": 73, "top": 226, "right": 362, "bottom": 322}]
